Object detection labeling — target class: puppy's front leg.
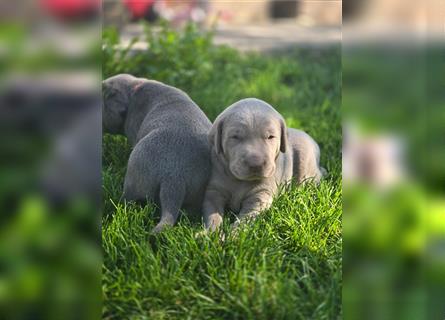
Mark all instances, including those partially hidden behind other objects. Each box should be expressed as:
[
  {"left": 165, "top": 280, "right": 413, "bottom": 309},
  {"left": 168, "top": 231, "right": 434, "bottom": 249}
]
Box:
[
  {"left": 202, "top": 189, "right": 226, "bottom": 232},
  {"left": 234, "top": 193, "right": 273, "bottom": 228}
]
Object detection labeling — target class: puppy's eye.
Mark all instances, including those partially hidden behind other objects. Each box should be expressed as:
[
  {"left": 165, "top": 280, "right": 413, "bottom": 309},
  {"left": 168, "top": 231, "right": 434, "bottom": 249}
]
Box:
[
  {"left": 230, "top": 135, "right": 240, "bottom": 140},
  {"left": 267, "top": 135, "right": 276, "bottom": 140}
]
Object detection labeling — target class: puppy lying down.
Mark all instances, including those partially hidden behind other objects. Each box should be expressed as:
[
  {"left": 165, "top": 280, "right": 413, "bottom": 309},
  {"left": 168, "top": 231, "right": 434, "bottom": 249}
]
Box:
[
  {"left": 103, "top": 74, "right": 212, "bottom": 233},
  {"left": 203, "top": 98, "right": 324, "bottom": 231}
]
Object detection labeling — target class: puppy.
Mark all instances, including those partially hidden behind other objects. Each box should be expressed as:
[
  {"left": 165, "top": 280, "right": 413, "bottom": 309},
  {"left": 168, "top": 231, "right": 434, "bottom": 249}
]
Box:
[
  {"left": 202, "top": 98, "right": 291, "bottom": 231},
  {"left": 103, "top": 74, "right": 212, "bottom": 233},
  {"left": 202, "top": 98, "right": 323, "bottom": 231},
  {"left": 288, "top": 128, "right": 324, "bottom": 184}
]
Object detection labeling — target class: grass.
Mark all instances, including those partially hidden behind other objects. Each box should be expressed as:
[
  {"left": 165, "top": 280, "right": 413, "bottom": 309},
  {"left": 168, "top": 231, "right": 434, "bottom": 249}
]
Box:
[{"left": 102, "top": 23, "right": 341, "bottom": 319}]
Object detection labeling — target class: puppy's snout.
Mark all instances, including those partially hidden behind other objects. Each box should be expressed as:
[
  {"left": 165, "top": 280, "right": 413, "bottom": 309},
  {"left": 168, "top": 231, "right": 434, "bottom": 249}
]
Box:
[{"left": 245, "top": 155, "right": 266, "bottom": 172}]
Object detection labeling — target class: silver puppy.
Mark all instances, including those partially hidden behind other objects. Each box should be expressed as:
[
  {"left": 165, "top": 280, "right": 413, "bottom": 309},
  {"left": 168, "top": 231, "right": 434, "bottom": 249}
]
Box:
[
  {"left": 202, "top": 98, "right": 323, "bottom": 231},
  {"left": 288, "top": 128, "right": 324, "bottom": 185},
  {"left": 103, "top": 74, "right": 211, "bottom": 233}
]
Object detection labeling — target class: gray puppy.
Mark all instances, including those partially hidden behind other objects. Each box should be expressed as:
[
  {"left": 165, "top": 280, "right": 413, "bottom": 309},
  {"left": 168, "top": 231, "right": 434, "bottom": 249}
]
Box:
[
  {"left": 103, "top": 74, "right": 211, "bottom": 233},
  {"left": 288, "top": 128, "right": 324, "bottom": 184},
  {"left": 202, "top": 98, "right": 323, "bottom": 231}
]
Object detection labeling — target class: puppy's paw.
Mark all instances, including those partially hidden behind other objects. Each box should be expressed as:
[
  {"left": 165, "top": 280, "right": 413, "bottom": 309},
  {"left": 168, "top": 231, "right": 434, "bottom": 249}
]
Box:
[
  {"left": 232, "top": 219, "right": 241, "bottom": 229},
  {"left": 195, "top": 229, "right": 225, "bottom": 241},
  {"left": 194, "top": 230, "right": 208, "bottom": 238},
  {"left": 229, "top": 224, "right": 241, "bottom": 239},
  {"left": 229, "top": 219, "right": 249, "bottom": 239},
  {"left": 150, "top": 222, "right": 172, "bottom": 234}
]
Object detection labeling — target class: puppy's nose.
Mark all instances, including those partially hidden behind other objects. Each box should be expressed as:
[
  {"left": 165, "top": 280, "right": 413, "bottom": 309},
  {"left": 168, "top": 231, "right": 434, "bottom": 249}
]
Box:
[
  {"left": 249, "top": 164, "right": 264, "bottom": 173},
  {"left": 246, "top": 156, "right": 265, "bottom": 172}
]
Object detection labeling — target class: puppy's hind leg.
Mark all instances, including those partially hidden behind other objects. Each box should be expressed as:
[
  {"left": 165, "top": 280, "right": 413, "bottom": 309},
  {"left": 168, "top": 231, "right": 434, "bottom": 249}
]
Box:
[{"left": 151, "top": 182, "right": 185, "bottom": 234}]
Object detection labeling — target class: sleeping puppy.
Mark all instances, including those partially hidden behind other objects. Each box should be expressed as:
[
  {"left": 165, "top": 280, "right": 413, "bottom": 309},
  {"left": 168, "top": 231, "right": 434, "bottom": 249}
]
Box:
[
  {"left": 202, "top": 98, "right": 290, "bottom": 231},
  {"left": 202, "top": 98, "right": 323, "bottom": 231},
  {"left": 103, "top": 74, "right": 212, "bottom": 233}
]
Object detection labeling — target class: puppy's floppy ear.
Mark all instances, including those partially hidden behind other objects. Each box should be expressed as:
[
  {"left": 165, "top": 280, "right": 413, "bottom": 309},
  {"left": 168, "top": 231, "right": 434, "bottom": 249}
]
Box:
[
  {"left": 279, "top": 118, "right": 288, "bottom": 153},
  {"left": 209, "top": 117, "right": 224, "bottom": 154},
  {"left": 102, "top": 80, "right": 112, "bottom": 100},
  {"left": 102, "top": 80, "right": 128, "bottom": 119}
]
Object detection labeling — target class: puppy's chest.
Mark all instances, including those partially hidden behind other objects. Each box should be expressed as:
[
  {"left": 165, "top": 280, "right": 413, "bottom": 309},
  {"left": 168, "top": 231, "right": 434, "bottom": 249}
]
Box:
[
  {"left": 227, "top": 190, "right": 245, "bottom": 212},
  {"left": 225, "top": 182, "right": 259, "bottom": 212}
]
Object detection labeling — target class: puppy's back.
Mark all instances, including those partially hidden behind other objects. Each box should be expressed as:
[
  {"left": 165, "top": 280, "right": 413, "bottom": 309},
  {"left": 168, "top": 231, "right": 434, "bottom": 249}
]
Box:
[
  {"left": 288, "top": 128, "right": 324, "bottom": 184},
  {"left": 123, "top": 79, "right": 212, "bottom": 214}
]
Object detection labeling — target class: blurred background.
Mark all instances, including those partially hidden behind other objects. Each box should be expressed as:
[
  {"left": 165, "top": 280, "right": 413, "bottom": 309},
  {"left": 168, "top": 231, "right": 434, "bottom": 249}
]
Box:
[
  {"left": 0, "top": 0, "right": 101, "bottom": 319},
  {"left": 104, "top": 0, "right": 341, "bottom": 51},
  {"left": 342, "top": 0, "right": 445, "bottom": 319}
]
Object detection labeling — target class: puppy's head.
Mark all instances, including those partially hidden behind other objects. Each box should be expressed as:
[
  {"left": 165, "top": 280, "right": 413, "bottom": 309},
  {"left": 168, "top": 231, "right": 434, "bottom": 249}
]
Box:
[
  {"left": 102, "top": 74, "right": 143, "bottom": 134},
  {"left": 209, "top": 98, "right": 288, "bottom": 181}
]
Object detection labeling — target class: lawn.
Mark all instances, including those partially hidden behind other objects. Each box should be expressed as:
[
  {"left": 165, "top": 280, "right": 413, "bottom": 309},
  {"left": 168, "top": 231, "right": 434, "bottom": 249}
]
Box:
[{"left": 102, "top": 23, "right": 342, "bottom": 319}]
